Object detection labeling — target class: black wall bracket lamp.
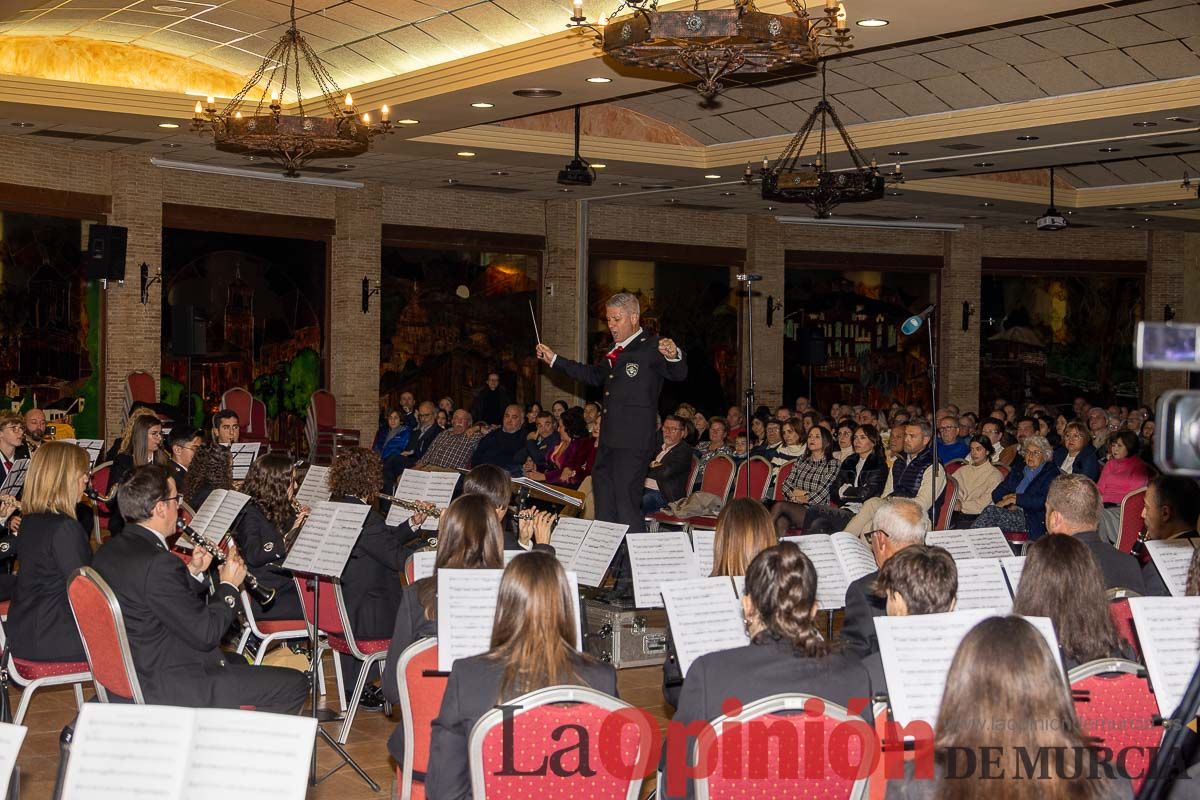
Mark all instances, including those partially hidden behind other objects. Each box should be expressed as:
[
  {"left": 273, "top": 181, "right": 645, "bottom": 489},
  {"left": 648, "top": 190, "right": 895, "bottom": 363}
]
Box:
[
  {"left": 139, "top": 262, "right": 161, "bottom": 305},
  {"left": 961, "top": 301, "right": 975, "bottom": 331},
  {"left": 362, "top": 276, "right": 380, "bottom": 313},
  {"left": 766, "top": 295, "right": 784, "bottom": 327}
]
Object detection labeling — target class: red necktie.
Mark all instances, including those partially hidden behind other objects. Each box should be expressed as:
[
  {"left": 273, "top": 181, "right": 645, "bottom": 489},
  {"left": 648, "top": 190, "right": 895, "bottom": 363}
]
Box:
[
  {"left": 606, "top": 345, "right": 624, "bottom": 367},
  {"left": 3, "top": 460, "right": 11, "bottom": 473}
]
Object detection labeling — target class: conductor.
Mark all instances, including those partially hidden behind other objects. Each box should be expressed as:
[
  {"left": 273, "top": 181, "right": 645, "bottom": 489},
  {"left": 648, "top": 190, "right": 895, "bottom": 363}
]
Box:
[{"left": 536, "top": 292, "right": 687, "bottom": 536}]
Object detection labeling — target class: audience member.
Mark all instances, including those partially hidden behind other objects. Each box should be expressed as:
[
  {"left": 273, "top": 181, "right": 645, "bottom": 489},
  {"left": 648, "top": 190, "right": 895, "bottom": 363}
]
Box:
[
  {"left": 373, "top": 408, "right": 411, "bottom": 489},
  {"left": 416, "top": 409, "right": 485, "bottom": 471},
  {"left": 1054, "top": 421, "right": 1101, "bottom": 481},
  {"left": 935, "top": 415, "right": 968, "bottom": 463},
  {"left": 692, "top": 416, "right": 733, "bottom": 490},
  {"left": 1097, "top": 430, "right": 1152, "bottom": 543},
  {"left": 526, "top": 406, "right": 594, "bottom": 490},
  {"left": 517, "top": 410, "right": 559, "bottom": 476},
  {"left": 399, "top": 401, "right": 442, "bottom": 468},
  {"left": 470, "top": 371, "right": 510, "bottom": 427},
  {"left": 948, "top": 435, "right": 1004, "bottom": 528},
  {"left": 470, "top": 404, "right": 528, "bottom": 469},
  {"left": 1046, "top": 474, "right": 1144, "bottom": 593},
  {"left": 769, "top": 425, "right": 839, "bottom": 538},
  {"left": 845, "top": 422, "right": 936, "bottom": 536},
  {"left": 973, "top": 434, "right": 1056, "bottom": 539},
  {"left": 642, "top": 415, "right": 692, "bottom": 514},
  {"left": 804, "top": 424, "right": 886, "bottom": 534}
]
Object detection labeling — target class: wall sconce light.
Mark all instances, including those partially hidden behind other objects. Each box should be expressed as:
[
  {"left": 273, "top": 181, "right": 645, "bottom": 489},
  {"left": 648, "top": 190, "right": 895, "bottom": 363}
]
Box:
[
  {"left": 961, "top": 301, "right": 975, "bottom": 331},
  {"left": 362, "top": 276, "right": 380, "bottom": 313},
  {"left": 1165, "top": 304, "right": 1176, "bottom": 322},
  {"left": 139, "top": 262, "right": 161, "bottom": 305},
  {"left": 766, "top": 295, "right": 784, "bottom": 327}
]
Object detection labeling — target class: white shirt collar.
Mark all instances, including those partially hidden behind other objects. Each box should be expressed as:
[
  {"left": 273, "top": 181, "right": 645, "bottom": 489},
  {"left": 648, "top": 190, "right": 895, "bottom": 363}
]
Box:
[
  {"left": 135, "top": 522, "right": 170, "bottom": 549},
  {"left": 614, "top": 327, "right": 644, "bottom": 350}
]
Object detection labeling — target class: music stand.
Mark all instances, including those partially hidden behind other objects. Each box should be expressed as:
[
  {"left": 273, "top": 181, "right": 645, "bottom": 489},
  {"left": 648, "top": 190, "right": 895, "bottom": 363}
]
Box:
[{"left": 281, "top": 502, "right": 379, "bottom": 792}]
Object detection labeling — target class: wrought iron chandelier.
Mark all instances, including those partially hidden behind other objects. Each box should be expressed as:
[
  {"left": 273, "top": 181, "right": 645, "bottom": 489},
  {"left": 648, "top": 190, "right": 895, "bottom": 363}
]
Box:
[
  {"left": 568, "top": 0, "right": 853, "bottom": 99},
  {"left": 749, "top": 60, "right": 899, "bottom": 217},
  {"left": 191, "top": 0, "right": 392, "bottom": 177}
]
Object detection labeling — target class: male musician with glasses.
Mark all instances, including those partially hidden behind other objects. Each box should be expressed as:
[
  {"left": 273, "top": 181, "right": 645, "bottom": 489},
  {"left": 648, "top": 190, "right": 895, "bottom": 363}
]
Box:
[
  {"left": 165, "top": 426, "right": 203, "bottom": 489},
  {"left": 91, "top": 465, "right": 308, "bottom": 712}
]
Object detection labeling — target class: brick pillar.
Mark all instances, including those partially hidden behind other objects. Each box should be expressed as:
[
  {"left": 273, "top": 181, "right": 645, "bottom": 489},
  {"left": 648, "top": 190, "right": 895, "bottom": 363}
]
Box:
[
  {"left": 539, "top": 199, "right": 584, "bottom": 407},
  {"left": 103, "top": 154, "right": 162, "bottom": 439},
  {"left": 330, "top": 183, "right": 383, "bottom": 439},
  {"left": 743, "top": 216, "right": 785, "bottom": 409},
  {"left": 1144, "top": 231, "right": 1189, "bottom": 403},
  {"left": 939, "top": 225, "right": 982, "bottom": 412}
]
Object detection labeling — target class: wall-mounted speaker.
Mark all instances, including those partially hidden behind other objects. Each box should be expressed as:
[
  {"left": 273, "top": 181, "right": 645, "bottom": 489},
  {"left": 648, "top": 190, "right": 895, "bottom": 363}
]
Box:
[{"left": 85, "top": 224, "right": 128, "bottom": 281}]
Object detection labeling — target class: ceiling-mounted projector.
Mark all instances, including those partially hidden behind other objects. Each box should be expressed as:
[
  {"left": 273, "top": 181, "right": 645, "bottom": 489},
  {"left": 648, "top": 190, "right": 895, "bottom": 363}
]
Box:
[
  {"left": 1037, "top": 166, "right": 1068, "bottom": 232},
  {"left": 557, "top": 105, "right": 595, "bottom": 187}
]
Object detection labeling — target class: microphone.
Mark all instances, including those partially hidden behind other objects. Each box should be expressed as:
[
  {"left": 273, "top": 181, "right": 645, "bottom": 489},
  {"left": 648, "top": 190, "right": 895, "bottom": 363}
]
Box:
[
  {"left": 735, "top": 273, "right": 763, "bottom": 282},
  {"left": 901, "top": 304, "right": 935, "bottom": 335}
]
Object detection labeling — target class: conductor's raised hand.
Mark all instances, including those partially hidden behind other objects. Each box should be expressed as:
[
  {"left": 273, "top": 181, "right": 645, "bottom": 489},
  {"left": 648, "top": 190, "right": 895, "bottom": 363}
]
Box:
[
  {"left": 535, "top": 343, "right": 557, "bottom": 365},
  {"left": 218, "top": 544, "right": 248, "bottom": 589},
  {"left": 658, "top": 338, "right": 680, "bottom": 360}
]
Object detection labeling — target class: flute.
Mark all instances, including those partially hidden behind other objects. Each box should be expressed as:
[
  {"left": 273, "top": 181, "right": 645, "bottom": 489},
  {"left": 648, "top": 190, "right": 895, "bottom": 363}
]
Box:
[{"left": 377, "top": 494, "right": 442, "bottom": 518}]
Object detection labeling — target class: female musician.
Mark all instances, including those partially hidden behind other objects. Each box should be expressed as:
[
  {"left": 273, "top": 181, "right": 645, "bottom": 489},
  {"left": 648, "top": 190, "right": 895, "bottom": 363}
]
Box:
[
  {"left": 330, "top": 446, "right": 426, "bottom": 710},
  {"left": 425, "top": 552, "right": 617, "bottom": 799},
  {"left": 107, "top": 413, "right": 168, "bottom": 536},
  {"left": 460, "top": 464, "right": 555, "bottom": 552},
  {"left": 383, "top": 493, "right": 503, "bottom": 764},
  {"left": 181, "top": 443, "right": 233, "bottom": 511},
  {"left": 6, "top": 441, "right": 93, "bottom": 662},
  {"left": 231, "top": 453, "right": 306, "bottom": 622},
  {"left": 103, "top": 405, "right": 158, "bottom": 464}
]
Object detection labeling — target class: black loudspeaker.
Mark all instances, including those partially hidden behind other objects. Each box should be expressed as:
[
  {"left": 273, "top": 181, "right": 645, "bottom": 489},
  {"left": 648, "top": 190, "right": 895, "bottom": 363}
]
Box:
[
  {"left": 171, "top": 305, "right": 207, "bottom": 356},
  {"left": 85, "top": 224, "right": 128, "bottom": 281},
  {"left": 795, "top": 328, "right": 828, "bottom": 367}
]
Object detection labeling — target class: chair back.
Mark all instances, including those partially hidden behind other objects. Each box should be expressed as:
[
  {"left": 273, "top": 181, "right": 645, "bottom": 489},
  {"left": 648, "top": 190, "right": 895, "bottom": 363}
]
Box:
[
  {"left": 731, "top": 456, "right": 771, "bottom": 501},
  {"left": 294, "top": 575, "right": 345, "bottom": 638},
  {"left": 67, "top": 567, "right": 144, "bottom": 703},
  {"left": 123, "top": 371, "right": 156, "bottom": 425},
  {"left": 934, "top": 475, "right": 959, "bottom": 530},
  {"left": 404, "top": 555, "right": 416, "bottom": 584},
  {"left": 1069, "top": 659, "right": 1162, "bottom": 793},
  {"left": 397, "top": 638, "right": 446, "bottom": 800},
  {"left": 1116, "top": 487, "right": 1148, "bottom": 554},
  {"left": 311, "top": 389, "right": 337, "bottom": 429},
  {"left": 1108, "top": 598, "right": 1141, "bottom": 660},
  {"left": 773, "top": 461, "right": 797, "bottom": 502},
  {"left": 995, "top": 464, "right": 1010, "bottom": 479},
  {"left": 90, "top": 461, "right": 115, "bottom": 523},
  {"left": 250, "top": 398, "right": 268, "bottom": 439},
  {"left": 698, "top": 455, "right": 736, "bottom": 500},
  {"left": 943, "top": 459, "right": 966, "bottom": 476},
  {"left": 469, "top": 686, "right": 645, "bottom": 800},
  {"left": 693, "top": 693, "right": 869, "bottom": 800}
]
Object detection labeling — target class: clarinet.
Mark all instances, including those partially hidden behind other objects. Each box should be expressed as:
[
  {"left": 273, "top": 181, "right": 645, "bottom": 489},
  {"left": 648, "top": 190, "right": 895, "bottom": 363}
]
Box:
[{"left": 181, "top": 523, "right": 276, "bottom": 609}]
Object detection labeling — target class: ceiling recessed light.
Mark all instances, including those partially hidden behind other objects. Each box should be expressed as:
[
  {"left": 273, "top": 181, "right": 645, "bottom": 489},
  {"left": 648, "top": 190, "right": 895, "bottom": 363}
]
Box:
[
  {"left": 592, "top": 163, "right": 606, "bottom": 169},
  {"left": 337, "top": 163, "right": 353, "bottom": 169},
  {"left": 979, "top": 202, "right": 994, "bottom": 207},
  {"left": 1133, "top": 121, "right": 1158, "bottom": 127},
  {"left": 559, "top": 188, "right": 573, "bottom": 192},
  {"left": 974, "top": 161, "right": 994, "bottom": 167},
  {"left": 912, "top": 215, "right": 923, "bottom": 220},
  {"left": 887, "top": 151, "right": 908, "bottom": 156},
  {"left": 1167, "top": 117, "right": 1195, "bottom": 123},
  {"left": 856, "top": 17, "right": 888, "bottom": 26},
  {"left": 1065, "top": 210, "right": 1075, "bottom": 215},
  {"left": 1172, "top": 202, "right": 1181, "bottom": 207},
  {"left": 1016, "top": 135, "right": 1039, "bottom": 141},
  {"left": 614, "top": 181, "right": 628, "bottom": 186},
  {"left": 457, "top": 151, "right": 476, "bottom": 157},
  {"left": 162, "top": 142, "right": 182, "bottom": 148},
  {"left": 766, "top": 206, "right": 775, "bottom": 211},
  {"left": 397, "top": 118, "right": 419, "bottom": 125},
  {"left": 471, "top": 102, "right": 494, "bottom": 108},
  {"left": 586, "top": 76, "right": 612, "bottom": 83},
  {"left": 491, "top": 170, "right": 510, "bottom": 176},
  {"left": 9, "top": 122, "right": 33, "bottom": 128},
  {"left": 158, "top": 122, "right": 179, "bottom": 128},
  {"left": 666, "top": 198, "right": 678, "bottom": 203},
  {"left": 962, "top": 215, "right": 986, "bottom": 220},
  {"left": 445, "top": 178, "right": 458, "bottom": 184},
  {"left": 1143, "top": 217, "right": 1152, "bottom": 222},
  {"left": 704, "top": 174, "right": 721, "bottom": 179},
  {"left": 152, "top": 4, "right": 186, "bottom": 11},
  {"left": 1099, "top": 147, "right": 1120, "bottom": 153},
  {"left": 720, "top": 191, "right": 735, "bottom": 196},
  {"left": 1129, "top": 224, "right": 1138, "bottom": 228},
  {"left": 887, "top": 191, "right": 903, "bottom": 197},
  {"left": 513, "top": 88, "right": 561, "bottom": 98},
  {"left": 246, "top": 155, "right": 259, "bottom": 161}
]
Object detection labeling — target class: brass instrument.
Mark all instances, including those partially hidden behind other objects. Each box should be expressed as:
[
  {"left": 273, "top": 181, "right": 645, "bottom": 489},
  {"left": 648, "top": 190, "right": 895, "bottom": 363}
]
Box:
[
  {"left": 84, "top": 482, "right": 120, "bottom": 505},
  {"left": 377, "top": 494, "right": 442, "bottom": 518},
  {"left": 182, "top": 525, "right": 276, "bottom": 609}
]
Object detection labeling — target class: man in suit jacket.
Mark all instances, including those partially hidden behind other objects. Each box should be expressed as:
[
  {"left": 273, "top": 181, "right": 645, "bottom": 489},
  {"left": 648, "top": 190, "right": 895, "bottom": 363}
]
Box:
[
  {"left": 1046, "top": 473, "right": 1145, "bottom": 593},
  {"left": 90, "top": 466, "right": 308, "bottom": 712},
  {"left": 1140, "top": 475, "right": 1200, "bottom": 596},
  {"left": 513, "top": 411, "right": 559, "bottom": 476},
  {"left": 398, "top": 401, "right": 441, "bottom": 470},
  {"left": 641, "top": 415, "right": 692, "bottom": 513}
]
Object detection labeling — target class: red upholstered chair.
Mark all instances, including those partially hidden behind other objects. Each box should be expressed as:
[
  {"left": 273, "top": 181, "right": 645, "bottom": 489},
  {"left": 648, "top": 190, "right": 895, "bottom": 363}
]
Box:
[
  {"left": 692, "top": 693, "right": 870, "bottom": 800},
  {"left": 1116, "top": 487, "right": 1149, "bottom": 555},
  {"left": 943, "top": 459, "right": 967, "bottom": 477},
  {"left": 123, "top": 370, "right": 156, "bottom": 426},
  {"left": 683, "top": 457, "right": 773, "bottom": 529},
  {"left": 1069, "top": 659, "right": 1162, "bottom": 793},
  {"left": 67, "top": 567, "right": 144, "bottom": 704},
  {"left": 995, "top": 464, "right": 1010, "bottom": 479},
  {"left": 295, "top": 575, "right": 389, "bottom": 743},
  {"left": 1, "top": 614, "right": 90, "bottom": 724},
  {"left": 773, "top": 460, "right": 798, "bottom": 502},
  {"left": 1108, "top": 597, "right": 1142, "bottom": 660},
  {"left": 306, "top": 389, "right": 361, "bottom": 465},
  {"left": 649, "top": 455, "right": 736, "bottom": 529},
  {"left": 233, "top": 591, "right": 308, "bottom": 666},
  {"left": 0, "top": 599, "right": 8, "bottom": 620},
  {"left": 468, "top": 686, "right": 646, "bottom": 800},
  {"left": 250, "top": 398, "right": 269, "bottom": 442},
  {"left": 89, "top": 461, "right": 114, "bottom": 544},
  {"left": 394, "top": 638, "right": 446, "bottom": 800},
  {"left": 933, "top": 475, "right": 959, "bottom": 531},
  {"left": 221, "top": 387, "right": 261, "bottom": 443}
]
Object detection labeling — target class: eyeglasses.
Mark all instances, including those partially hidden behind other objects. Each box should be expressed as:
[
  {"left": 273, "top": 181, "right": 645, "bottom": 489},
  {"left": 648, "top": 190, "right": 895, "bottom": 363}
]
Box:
[
  {"left": 162, "top": 494, "right": 182, "bottom": 505},
  {"left": 865, "top": 529, "right": 890, "bottom": 543}
]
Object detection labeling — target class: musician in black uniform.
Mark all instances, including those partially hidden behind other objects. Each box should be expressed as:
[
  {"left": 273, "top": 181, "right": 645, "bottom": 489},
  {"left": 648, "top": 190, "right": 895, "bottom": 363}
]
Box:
[
  {"left": 232, "top": 453, "right": 305, "bottom": 621},
  {"left": 0, "top": 412, "right": 30, "bottom": 594},
  {"left": 107, "top": 413, "right": 168, "bottom": 536},
  {"left": 91, "top": 465, "right": 308, "bottom": 711},
  {"left": 165, "top": 425, "right": 202, "bottom": 490},
  {"left": 536, "top": 292, "right": 687, "bottom": 535}
]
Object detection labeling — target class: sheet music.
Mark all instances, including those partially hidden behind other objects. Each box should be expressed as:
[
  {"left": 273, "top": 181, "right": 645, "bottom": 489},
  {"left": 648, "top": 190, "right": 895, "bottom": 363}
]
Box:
[
  {"left": 281, "top": 501, "right": 371, "bottom": 577},
  {"left": 410, "top": 550, "right": 437, "bottom": 582},
  {"left": 661, "top": 577, "right": 749, "bottom": 676},
  {"left": 293, "top": 465, "right": 330, "bottom": 507},
  {"left": 569, "top": 520, "right": 628, "bottom": 588},
  {"left": 0, "top": 458, "right": 28, "bottom": 496},
  {"left": 732, "top": 575, "right": 745, "bottom": 596},
  {"left": 877, "top": 610, "right": 1060, "bottom": 728},
  {"left": 548, "top": 517, "right": 591, "bottom": 569},
  {"left": 692, "top": 529, "right": 715, "bottom": 578},
  {"left": 923, "top": 530, "right": 974, "bottom": 561},
  {"left": 953, "top": 558, "right": 1014, "bottom": 612},
  {"left": 783, "top": 535, "right": 851, "bottom": 611},
  {"left": 61, "top": 438, "right": 104, "bottom": 467},
  {"left": 1129, "top": 597, "right": 1200, "bottom": 718},
  {"left": 927, "top": 528, "right": 1013, "bottom": 559},
  {"left": 228, "top": 442, "right": 260, "bottom": 481},
  {"left": 1000, "top": 556, "right": 1025, "bottom": 594},
  {"left": 437, "top": 569, "right": 582, "bottom": 671},
  {"left": 0, "top": 722, "right": 26, "bottom": 794},
  {"left": 831, "top": 532, "right": 878, "bottom": 583},
  {"left": 1145, "top": 540, "right": 1200, "bottom": 597},
  {"left": 61, "top": 704, "right": 316, "bottom": 800},
  {"left": 189, "top": 489, "right": 251, "bottom": 540},
  {"left": 627, "top": 531, "right": 699, "bottom": 608},
  {"left": 385, "top": 469, "right": 460, "bottom": 530},
  {"left": 503, "top": 549, "right": 528, "bottom": 565}
]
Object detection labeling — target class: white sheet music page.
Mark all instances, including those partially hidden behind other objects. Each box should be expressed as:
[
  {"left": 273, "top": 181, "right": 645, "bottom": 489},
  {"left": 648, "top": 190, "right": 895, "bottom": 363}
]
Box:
[
  {"left": 570, "top": 521, "right": 628, "bottom": 588},
  {"left": 62, "top": 439, "right": 104, "bottom": 467},
  {"left": 228, "top": 442, "right": 260, "bottom": 481},
  {"left": 692, "top": 529, "right": 716, "bottom": 578},
  {"left": 0, "top": 458, "right": 28, "bottom": 496},
  {"left": 385, "top": 469, "right": 428, "bottom": 527},
  {"left": 388, "top": 470, "right": 460, "bottom": 530},
  {"left": 732, "top": 575, "right": 745, "bottom": 596},
  {"left": 309, "top": 503, "right": 371, "bottom": 577},
  {"left": 782, "top": 535, "right": 849, "bottom": 611},
  {"left": 953, "top": 558, "right": 1014, "bottom": 612},
  {"left": 831, "top": 532, "right": 878, "bottom": 583},
  {"left": 1129, "top": 597, "right": 1200, "bottom": 718},
  {"left": 0, "top": 722, "right": 26, "bottom": 794},
  {"left": 293, "top": 465, "right": 331, "bottom": 507},
  {"left": 62, "top": 703, "right": 193, "bottom": 799},
  {"left": 627, "top": 531, "right": 699, "bottom": 609},
  {"left": 438, "top": 569, "right": 504, "bottom": 671},
  {"left": 1000, "top": 556, "right": 1026, "bottom": 595},
  {"left": 965, "top": 528, "right": 1015, "bottom": 559},
  {"left": 548, "top": 517, "right": 590, "bottom": 570},
  {"left": 281, "top": 500, "right": 331, "bottom": 575},
  {"left": 201, "top": 490, "right": 251, "bottom": 540},
  {"left": 661, "top": 577, "right": 748, "bottom": 676},
  {"left": 1145, "top": 540, "right": 1200, "bottom": 597},
  {"left": 923, "top": 530, "right": 976, "bottom": 561},
  {"left": 411, "top": 550, "right": 437, "bottom": 582},
  {"left": 182, "top": 708, "right": 316, "bottom": 800},
  {"left": 503, "top": 549, "right": 528, "bottom": 566},
  {"left": 188, "top": 489, "right": 230, "bottom": 540}
]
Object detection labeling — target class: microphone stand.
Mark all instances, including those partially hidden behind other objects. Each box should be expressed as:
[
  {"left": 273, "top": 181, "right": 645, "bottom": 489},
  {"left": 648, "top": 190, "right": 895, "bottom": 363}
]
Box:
[
  {"left": 737, "top": 273, "right": 762, "bottom": 497},
  {"left": 902, "top": 308, "right": 940, "bottom": 525}
]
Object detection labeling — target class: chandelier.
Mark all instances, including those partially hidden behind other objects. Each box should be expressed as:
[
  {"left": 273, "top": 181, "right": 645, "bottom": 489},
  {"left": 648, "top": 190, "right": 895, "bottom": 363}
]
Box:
[
  {"left": 191, "top": 1, "right": 392, "bottom": 177},
  {"left": 749, "top": 61, "right": 899, "bottom": 217},
  {"left": 568, "top": 0, "right": 853, "bottom": 99}
]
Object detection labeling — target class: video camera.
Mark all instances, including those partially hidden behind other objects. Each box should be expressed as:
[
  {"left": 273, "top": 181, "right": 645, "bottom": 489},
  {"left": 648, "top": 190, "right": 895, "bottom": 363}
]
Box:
[{"left": 1137, "top": 322, "right": 1200, "bottom": 475}]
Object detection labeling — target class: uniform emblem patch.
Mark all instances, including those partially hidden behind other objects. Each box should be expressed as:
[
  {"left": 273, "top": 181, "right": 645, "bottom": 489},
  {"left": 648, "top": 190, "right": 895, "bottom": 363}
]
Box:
[
  {"left": 264, "top": 542, "right": 274, "bottom": 552},
  {"left": 626, "top": 363, "right": 639, "bottom": 378},
  {"left": 0, "top": 541, "right": 8, "bottom": 553},
  {"left": 224, "top": 594, "right": 236, "bottom": 607}
]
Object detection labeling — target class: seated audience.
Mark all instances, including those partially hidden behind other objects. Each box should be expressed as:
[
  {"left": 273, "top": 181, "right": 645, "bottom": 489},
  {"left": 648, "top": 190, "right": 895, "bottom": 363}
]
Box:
[
  {"left": 470, "top": 371, "right": 510, "bottom": 427},
  {"left": 398, "top": 401, "right": 442, "bottom": 468},
  {"left": 1087, "top": 406, "right": 1112, "bottom": 452},
  {"left": 692, "top": 416, "right": 733, "bottom": 490},
  {"left": 972, "top": 434, "right": 1056, "bottom": 539},
  {"left": 831, "top": 419, "right": 855, "bottom": 462},
  {"left": 522, "top": 401, "right": 542, "bottom": 434},
  {"left": 948, "top": 435, "right": 1004, "bottom": 529},
  {"left": 373, "top": 408, "right": 412, "bottom": 490},
  {"left": 526, "top": 406, "right": 594, "bottom": 490},
  {"left": 641, "top": 415, "right": 692, "bottom": 514},
  {"left": 935, "top": 415, "right": 968, "bottom": 463},
  {"left": 751, "top": 419, "right": 783, "bottom": 461},
  {"left": 845, "top": 422, "right": 936, "bottom": 536},
  {"left": 1046, "top": 474, "right": 1144, "bottom": 593},
  {"left": 470, "top": 404, "right": 527, "bottom": 469},
  {"left": 769, "top": 426, "right": 839, "bottom": 538},
  {"left": 231, "top": 453, "right": 306, "bottom": 622},
  {"left": 980, "top": 418, "right": 1006, "bottom": 464},
  {"left": 804, "top": 424, "right": 887, "bottom": 534},
  {"left": 211, "top": 409, "right": 240, "bottom": 445},
  {"left": 416, "top": 409, "right": 486, "bottom": 471},
  {"left": 1054, "top": 421, "right": 1101, "bottom": 481},
  {"left": 516, "top": 410, "right": 559, "bottom": 477},
  {"left": 181, "top": 442, "right": 233, "bottom": 511},
  {"left": 770, "top": 418, "right": 806, "bottom": 468},
  {"left": 1097, "top": 430, "right": 1152, "bottom": 544},
  {"left": 1140, "top": 475, "right": 1200, "bottom": 596}
]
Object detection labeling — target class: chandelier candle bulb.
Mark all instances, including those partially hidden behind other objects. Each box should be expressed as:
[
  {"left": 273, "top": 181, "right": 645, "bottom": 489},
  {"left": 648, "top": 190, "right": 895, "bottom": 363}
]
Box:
[
  {"left": 572, "top": 0, "right": 583, "bottom": 19},
  {"left": 362, "top": 112, "right": 370, "bottom": 124},
  {"left": 194, "top": 100, "right": 203, "bottom": 115},
  {"left": 381, "top": 105, "right": 389, "bottom": 122}
]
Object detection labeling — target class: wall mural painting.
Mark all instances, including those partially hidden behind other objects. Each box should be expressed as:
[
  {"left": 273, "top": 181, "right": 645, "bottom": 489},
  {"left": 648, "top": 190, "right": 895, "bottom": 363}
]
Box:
[
  {"left": 160, "top": 229, "right": 325, "bottom": 449},
  {"left": 0, "top": 212, "right": 100, "bottom": 437},
  {"left": 380, "top": 247, "right": 540, "bottom": 418}
]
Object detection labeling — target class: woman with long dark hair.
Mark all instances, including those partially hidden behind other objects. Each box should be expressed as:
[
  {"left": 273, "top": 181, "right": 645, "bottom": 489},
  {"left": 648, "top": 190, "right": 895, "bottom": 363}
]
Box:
[
  {"left": 425, "top": 552, "right": 617, "bottom": 799},
  {"left": 525, "top": 407, "right": 594, "bottom": 490},
  {"left": 769, "top": 426, "right": 839, "bottom": 537},
  {"left": 108, "top": 413, "right": 168, "bottom": 535},
  {"left": 231, "top": 453, "right": 305, "bottom": 621},
  {"left": 804, "top": 424, "right": 888, "bottom": 534}
]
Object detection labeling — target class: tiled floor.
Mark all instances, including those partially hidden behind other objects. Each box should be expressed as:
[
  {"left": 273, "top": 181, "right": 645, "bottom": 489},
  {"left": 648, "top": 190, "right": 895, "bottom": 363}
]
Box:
[{"left": 7, "top": 655, "right": 672, "bottom": 799}]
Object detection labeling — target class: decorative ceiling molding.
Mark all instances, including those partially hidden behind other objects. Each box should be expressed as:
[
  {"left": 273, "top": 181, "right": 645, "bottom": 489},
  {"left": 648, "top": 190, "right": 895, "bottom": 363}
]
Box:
[{"left": 497, "top": 104, "right": 702, "bottom": 147}]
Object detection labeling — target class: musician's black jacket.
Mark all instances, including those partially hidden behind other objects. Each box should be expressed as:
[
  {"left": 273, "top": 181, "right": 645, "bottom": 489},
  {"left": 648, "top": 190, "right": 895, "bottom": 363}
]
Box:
[
  {"left": 5, "top": 512, "right": 92, "bottom": 662},
  {"left": 230, "top": 502, "right": 303, "bottom": 620},
  {"left": 335, "top": 495, "right": 424, "bottom": 638}
]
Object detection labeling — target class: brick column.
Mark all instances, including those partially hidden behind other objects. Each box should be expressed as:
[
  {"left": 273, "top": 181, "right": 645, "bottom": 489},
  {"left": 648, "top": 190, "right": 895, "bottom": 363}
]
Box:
[
  {"left": 743, "top": 216, "right": 785, "bottom": 409},
  {"left": 1144, "top": 231, "right": 1189, "bottom": 403},
  {"left": 330, "top": 183, "right": 383, "bottom": 439},
  {"left": 103, "top": 154, "right": 162, "bottom": 438},
  {"left": 539, "top": 199, "right": 584, "bottom": 407},
  {"left": 939, "top": 225, "right": 982, "bottom": 412}
]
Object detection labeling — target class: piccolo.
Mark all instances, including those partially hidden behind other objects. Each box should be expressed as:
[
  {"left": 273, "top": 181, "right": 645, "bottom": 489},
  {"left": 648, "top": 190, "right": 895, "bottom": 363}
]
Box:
[
  {"left": 377, "top": 494, "right": 442, "bottom": 518},
  {"left": 181, "top": 524, "right": 276, "bottom": 609}
]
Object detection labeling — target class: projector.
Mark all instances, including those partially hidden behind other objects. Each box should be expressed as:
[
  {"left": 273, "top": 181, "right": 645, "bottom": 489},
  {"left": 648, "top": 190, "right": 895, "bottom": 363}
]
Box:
[
  {"left": 1036, "top": 207, "right": 1068, "bottom": 231},
  {"left": 557, "top": 157, "right": 595, "bottom": 187}
]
